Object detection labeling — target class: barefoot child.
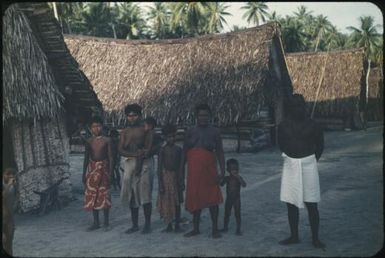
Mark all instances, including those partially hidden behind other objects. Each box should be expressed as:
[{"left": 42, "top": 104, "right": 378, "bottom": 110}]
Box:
[
  {"left": 220, "top": 158, "right": 246, "bottom": 235},
  {"left": 3, "top": 168, "right": 17, "bottom": 255},
  {"left": 157, "top": 124, "right": 184, "bottom": 233},
  {"left": 83, "top": 116, "right": 114, "bottom": 231}
]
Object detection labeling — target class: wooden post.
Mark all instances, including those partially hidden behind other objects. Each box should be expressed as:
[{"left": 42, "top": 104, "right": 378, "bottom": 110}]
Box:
[{"left": 311, "top": 43, "right": 331, "bottom": 119}]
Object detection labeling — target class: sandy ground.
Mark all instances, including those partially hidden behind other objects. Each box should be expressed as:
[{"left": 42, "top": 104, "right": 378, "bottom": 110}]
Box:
[{"left": 13, "top": 124, "right": 383, "bottom": 257}]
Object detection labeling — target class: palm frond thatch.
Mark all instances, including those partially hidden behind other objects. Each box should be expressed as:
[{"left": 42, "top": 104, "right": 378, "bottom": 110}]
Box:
[
  {"left": 64, "top": 22, "right": 289, "bottom": 127},
  {"left": 3, "top": 4, "right": 64, "bottom": 123},
  {"left": 286, "top": 48, "right": 366, "bottom": 118}
]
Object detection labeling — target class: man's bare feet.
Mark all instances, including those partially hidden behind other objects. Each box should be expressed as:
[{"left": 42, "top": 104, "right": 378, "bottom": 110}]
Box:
[
  {"left": 86, "top": 224, "right": 100, "bottom": 231},
  {"left": 125, "top": 226, "right": 139, "bottom": 234},
  {"left": 184, "top": 230, "right": 200, "bottom": 237},
  {"left": 211, "top": 230, "right": 222, "bottom": 239},
  {"left": 278, "top": 236, "right": 300, "bottom": 245},
  {"left": 141, "top": 225, "right": 151, "bottom": 234},
  {"left": 312, "top": 239, "right": 326, "bottom": 249}
]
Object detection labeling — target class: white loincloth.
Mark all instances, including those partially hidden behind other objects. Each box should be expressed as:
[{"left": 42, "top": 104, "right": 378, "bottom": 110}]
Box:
[{"left": 280, "top": 153, "right": 320, "bottom": 208}]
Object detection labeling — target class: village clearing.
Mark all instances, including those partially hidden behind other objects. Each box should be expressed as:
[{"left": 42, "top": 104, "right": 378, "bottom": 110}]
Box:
[{"left": 13, "top": 124, "right": 383, "bottom": 257}]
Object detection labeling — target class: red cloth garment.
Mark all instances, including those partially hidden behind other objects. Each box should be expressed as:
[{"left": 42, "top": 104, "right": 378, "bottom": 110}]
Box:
[
  {"left": 84, "top": 159, "right": 111, "bottom": 211},
  {"left": 185, "top": 148, "right": 223, "bottom": 213}
]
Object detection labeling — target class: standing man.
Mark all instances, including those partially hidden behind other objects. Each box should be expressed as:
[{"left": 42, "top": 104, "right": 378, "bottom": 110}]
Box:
[
  {"left": 119, "top": 104, "right": 154, "bottom": 234},
  {"left": 277, "top": 94, "right": 325, "bottom": 249},
  {"left": 180, "top": 103, "right": 225, "bottom": 239},
  {"left": 83, "top": 116, "right": 114, "bottom": 231}
]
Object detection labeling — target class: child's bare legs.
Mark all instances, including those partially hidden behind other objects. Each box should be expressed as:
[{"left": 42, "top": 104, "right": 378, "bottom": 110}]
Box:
[
  {"left": 234, "top": 198, "right": 242, "bottom": 235},
  {"left": 184, "top": 209, "right": 201, "bottom": 237},
  {"left": 174, "top": 205, "right": 183, "bottom": 232},
  {"left": 103, "top": 209, "right": 109, "bottom": 227},
  {"left": 221, "top": 198, "right": 233, "bottom": 232},
  {"left": 209, "top": 205, "right": 221, "bottom": 238},
  {"left": 279, "top": 203, "right": 299, "bottom": 245},
  {"left": 87, "top": 210, "right": 100, "bottom": 231}
]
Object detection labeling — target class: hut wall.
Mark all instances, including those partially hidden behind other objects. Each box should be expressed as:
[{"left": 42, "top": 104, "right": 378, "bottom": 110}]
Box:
[
  {"left": 367, "top": 67, "right": 383, "bottom": 121},
  {"left": 10, "top": 113, "right": 72, "bottom": 212}
]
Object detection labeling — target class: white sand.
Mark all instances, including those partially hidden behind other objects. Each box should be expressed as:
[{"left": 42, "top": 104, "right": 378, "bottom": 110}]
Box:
[{"left": 13, "top": 124, "right": 383, "bottom": 257}]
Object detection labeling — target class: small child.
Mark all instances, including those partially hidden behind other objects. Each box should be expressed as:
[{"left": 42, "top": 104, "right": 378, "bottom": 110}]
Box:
[
  {"left": 157, "top": 124, "right": 184, "bottom": 233},
  {"left": 220, "top": 158, "right": 246, "bottom": 235},
  {"left": 109, "top": 128, "right": 121, "bottom": 190},
  {"left": 144, "top": 117, "right": 163, "bottom": 157},
  {"left": 3, "top": 167, "right": 17, "bottom": 255}
]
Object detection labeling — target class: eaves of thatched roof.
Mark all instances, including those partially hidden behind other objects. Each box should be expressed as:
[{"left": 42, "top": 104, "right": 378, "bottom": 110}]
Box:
[
  {"left": 286, "top": 48, "right": 366, "bottom": 118},
  {"left": 64, "top": 22, "right": 290, "bottom": 126},
  {"left": 3, "top": 3, "right": 102, "bottom": 124}
]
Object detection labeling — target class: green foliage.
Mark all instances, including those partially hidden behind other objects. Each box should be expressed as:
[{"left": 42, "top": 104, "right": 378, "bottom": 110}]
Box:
[{"left": 49, "top": 2, "right": 383, "bottom": 65}]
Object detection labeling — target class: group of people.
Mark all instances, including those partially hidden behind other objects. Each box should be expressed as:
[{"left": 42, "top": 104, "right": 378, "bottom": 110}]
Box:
[
  {"left": 82, "top": 103, "right": 247, "bottom": 239},
  {"left": 82, "top": 94, "right": 326, "bottom": 249}
]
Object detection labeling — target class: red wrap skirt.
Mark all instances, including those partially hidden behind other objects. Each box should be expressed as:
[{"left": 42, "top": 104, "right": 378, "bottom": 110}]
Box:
[
  {"left": 185, "top": 148, "right": 223, "bottom": 213},
  {"left": 84, "top": 159, "right": 111, "bottom": 211}
]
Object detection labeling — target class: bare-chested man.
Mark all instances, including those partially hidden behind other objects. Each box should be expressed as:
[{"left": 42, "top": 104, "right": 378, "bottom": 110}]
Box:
[
  {"left": 119, "top": 103, "right": 154, "bottom": 234},
  {"left": 83, "top": 116, "right": 114, "bottom": 231},
  {"left": 180, "top": 103, "right": 225, "bottom": 239}
]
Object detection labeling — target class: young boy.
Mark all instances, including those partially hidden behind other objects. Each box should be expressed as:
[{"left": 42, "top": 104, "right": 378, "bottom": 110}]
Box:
[
  {"left": 3, "top": 167, "right": 17, "bottom": 255},
  {"left": 83, "top": 116, "right": 114, "bottom": 231},
  {"left": 157, "top": 124, "right": 184, "bottom": 233},
  {"left": 220, "top": 158, "right": 246, "bottom": 235}
]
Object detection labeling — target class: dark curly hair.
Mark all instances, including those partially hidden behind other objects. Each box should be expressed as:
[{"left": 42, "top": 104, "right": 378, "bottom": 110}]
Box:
[
  {"left": 124, "top": 103, "right": 142, "bottom": 116},
  {"left": 195, "top": 103, "right": 212, "bottom": 115}
]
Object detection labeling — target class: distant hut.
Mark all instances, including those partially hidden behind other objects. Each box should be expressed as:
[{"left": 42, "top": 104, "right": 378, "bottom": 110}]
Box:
[
  {"left": 3, "top": 3, "right": 102, "bottom": 212},
  {"left": 64, "top": 22, "right": 293, "bottom": 136},
  {"left": 286, "top": 48, "right": 367, "bottom": 129},
  {"left": 367, "top": 67, "right": 383, "bottom": 121}
]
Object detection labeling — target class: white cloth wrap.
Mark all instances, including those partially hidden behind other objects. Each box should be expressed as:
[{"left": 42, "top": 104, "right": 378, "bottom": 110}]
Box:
[{"left": 280, "top": 153, "right": 320, "bottom": 208}]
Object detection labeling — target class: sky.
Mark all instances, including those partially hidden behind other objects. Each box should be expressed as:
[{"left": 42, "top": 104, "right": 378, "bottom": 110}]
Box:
[
  {"left": 224, "top": 2, "right": 383, "bottom": 33},
  {"left": 137, "top": 2, "right": 383, "bottom": 34}
]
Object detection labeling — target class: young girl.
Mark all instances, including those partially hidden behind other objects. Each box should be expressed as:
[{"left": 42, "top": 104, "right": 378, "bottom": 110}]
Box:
[{"left": 157, "top": 124, "right": 184, "bottom": 232}]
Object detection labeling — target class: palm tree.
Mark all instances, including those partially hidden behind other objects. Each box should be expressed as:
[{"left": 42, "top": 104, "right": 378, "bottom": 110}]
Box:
[
  {"left": 80, "top": 2, "right": 113, "bottom": 37},
  {"left": 347, "top": 16, "right": 382, "bottom": 58},
  {"left": 115, "top": 2, "right": 147, "bottom": 39},
  {"left": 293, "top": 5, "right": 313, "bottom": 22},
  {"left": 168, "top": 2, "right": 208, "bottom": 37},
  {"left": 280, "top": 16, "right": 307, "bottom": 52},
  {"left": 241, "top": 2, "right": 269, "bottom": 26},
  {"left": 311, "top": 14, "right": 333, "bottom": 52},
  {"left": 147, "top": 2, "right": 170, "bottom": 39},
  {"left": 49, "top": 3, "right": 84, "bottom": 34},
  {"left": 231, "top": 25, "right": 248, "bottom": 32},
  {"left": 324, "top": 25, "right": 348, "bottom": 50},
  {"left": 267, "top": 11, "right": 282, "bottom": 23},
  {"left": 205, "top": 2, "right": 231, "bottom": 33}
]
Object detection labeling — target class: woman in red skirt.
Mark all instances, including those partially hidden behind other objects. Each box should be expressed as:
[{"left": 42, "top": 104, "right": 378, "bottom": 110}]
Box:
[{"left": 180, "top": 104, "right": 225, "bottom": 239}]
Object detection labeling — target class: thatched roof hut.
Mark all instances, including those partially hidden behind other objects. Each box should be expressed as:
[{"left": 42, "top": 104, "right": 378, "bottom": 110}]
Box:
[
  {"left": 3, "top": 3, "right": 102, "bottom": 212},
  {"left": 286, "top": 48, "right": 366, "bottom": 123},
  {"left": 64, "top": 22, "right": 293, "bottom": 128},
  {"left": 367, "top": 67, "right": 383, "bottom": 121}
]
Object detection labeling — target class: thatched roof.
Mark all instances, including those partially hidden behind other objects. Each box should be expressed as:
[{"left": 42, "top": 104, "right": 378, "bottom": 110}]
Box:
[
  {"left": 3, "top": 3, "right": 102, "bottom": 124},
  {"left": 286, "top": 48, "right": 366, "bottom": 118},
  {"left": 368, "top": 67, "right": 383, "bottom": 99},
  {"left": 64, "top": 22, "right": 291, "bottom": 127}
]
